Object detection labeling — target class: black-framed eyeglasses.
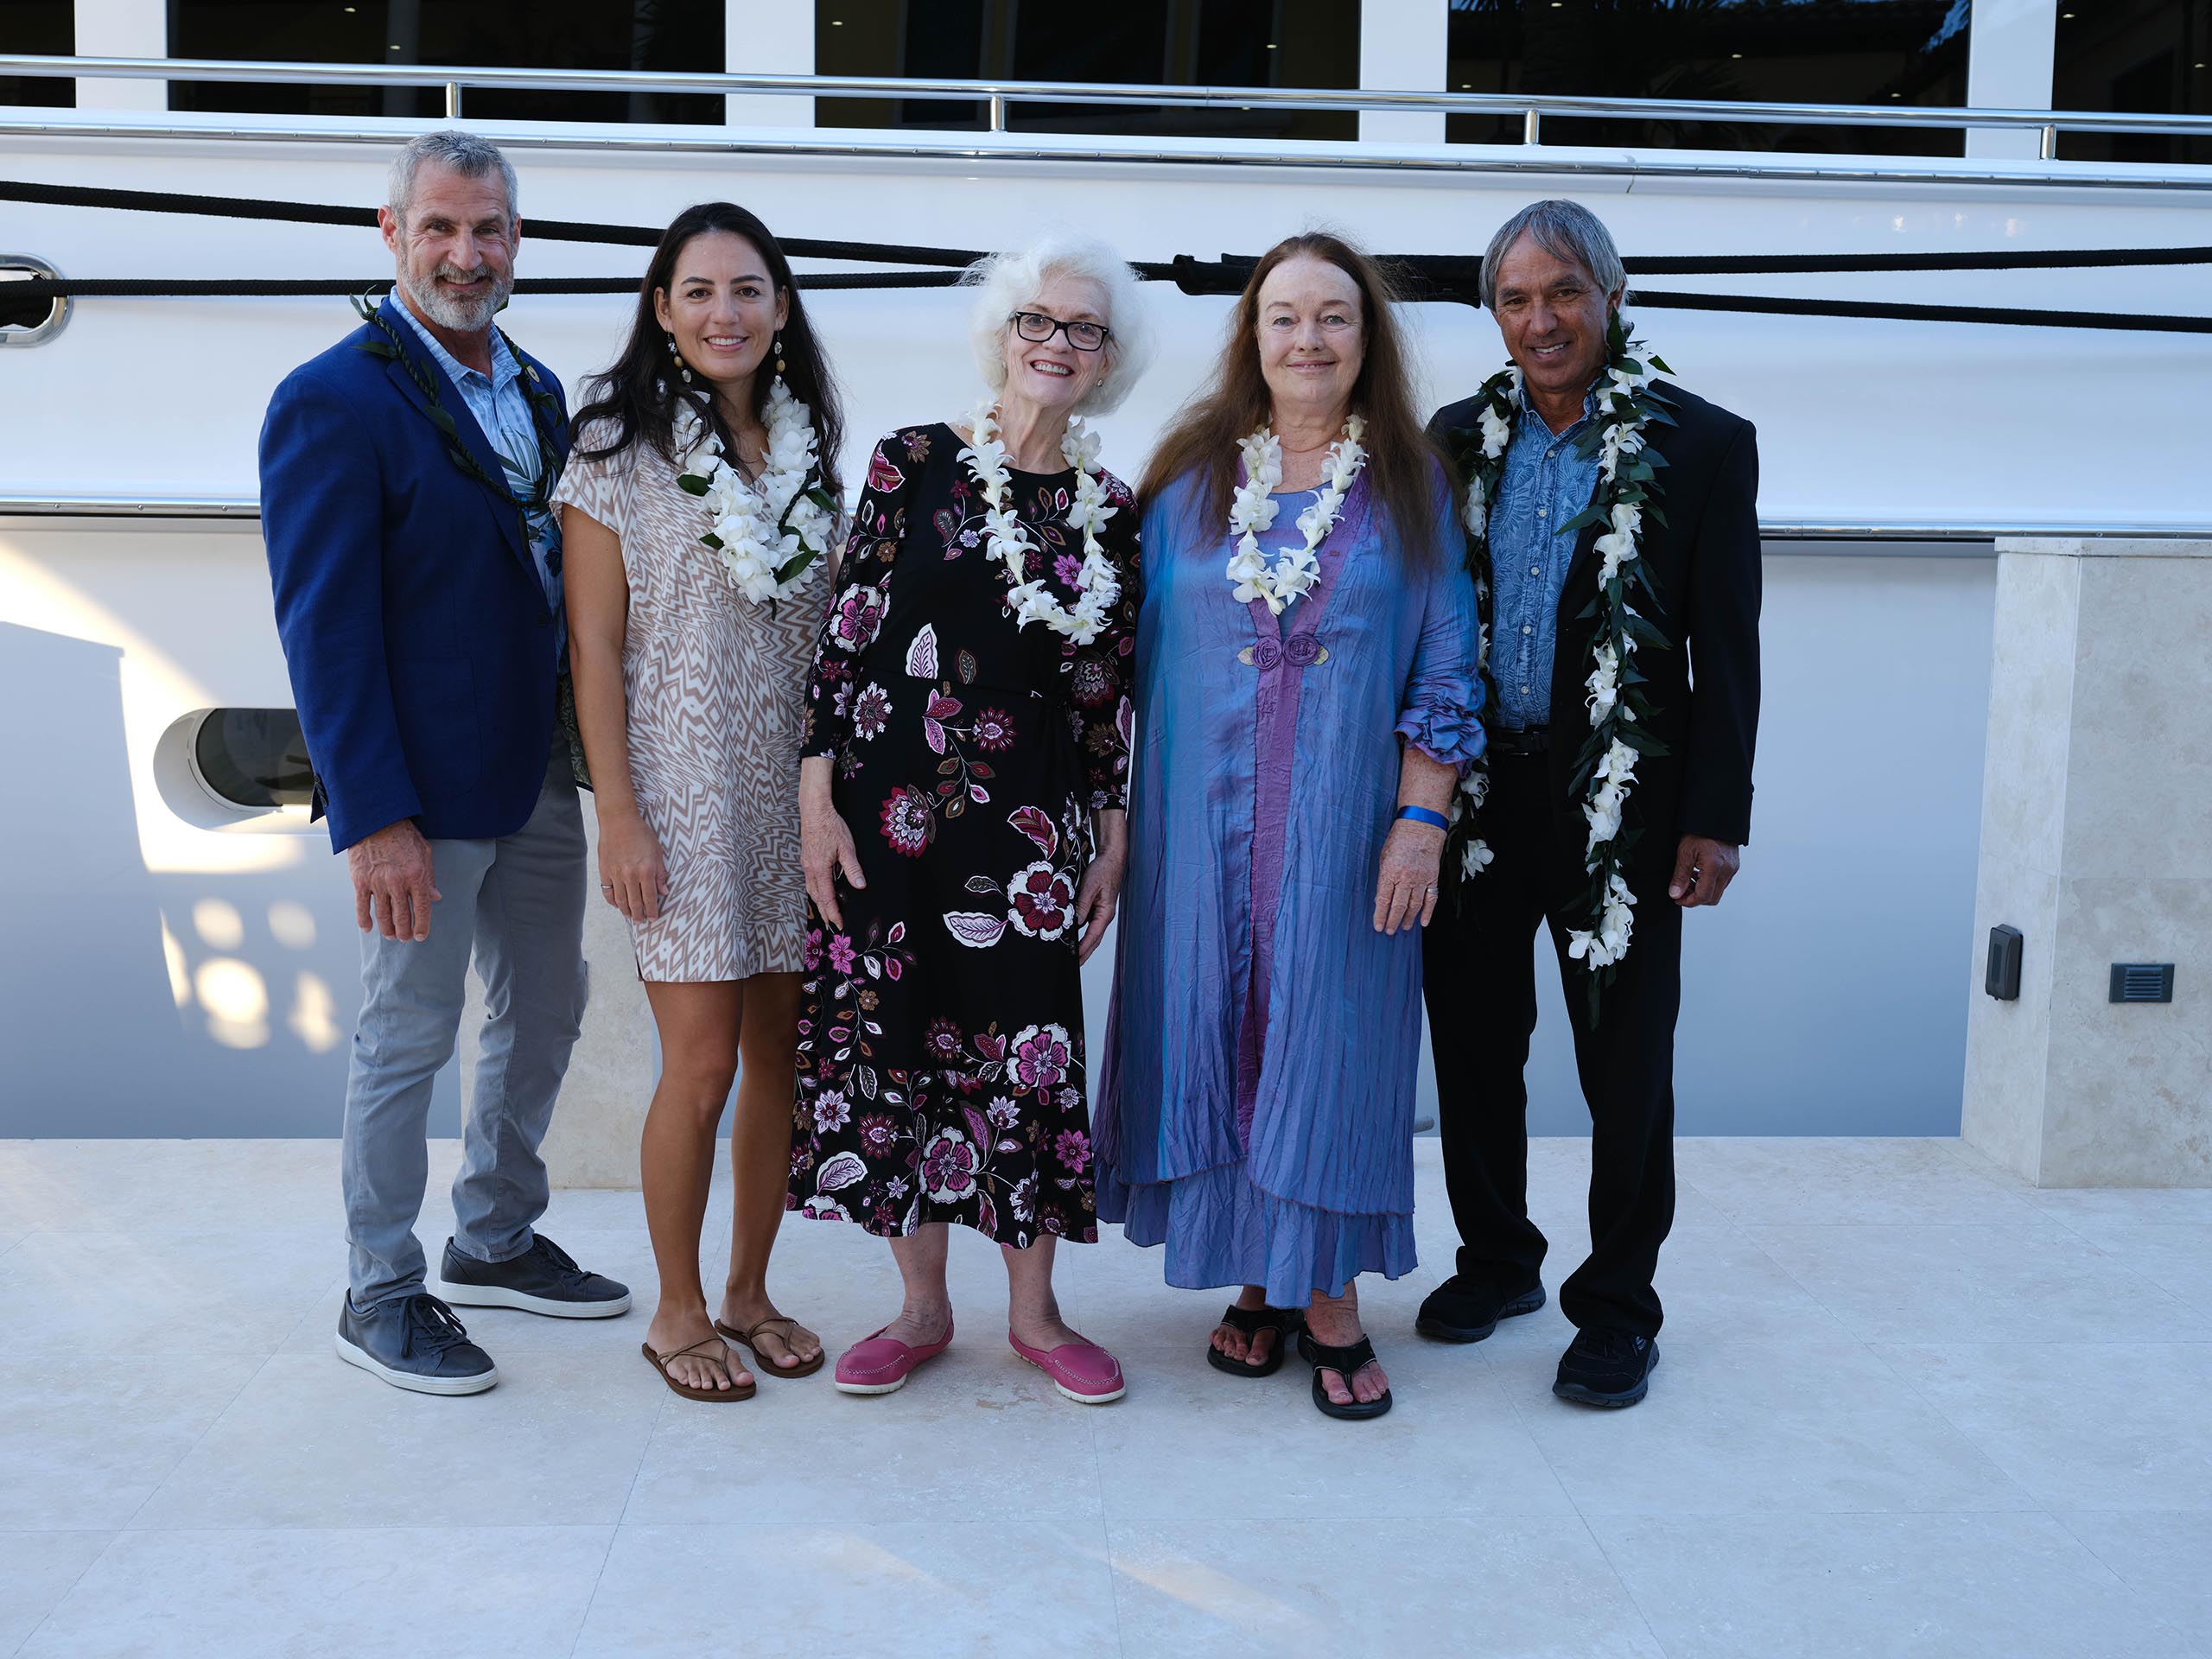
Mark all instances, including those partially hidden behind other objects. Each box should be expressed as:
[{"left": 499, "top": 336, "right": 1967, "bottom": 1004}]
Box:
[{"left": 1010, "top": 310, "right": 1112, "bottom": 352}]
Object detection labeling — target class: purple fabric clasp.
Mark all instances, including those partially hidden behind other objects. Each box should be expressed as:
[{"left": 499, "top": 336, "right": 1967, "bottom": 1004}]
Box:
[
  {"left": 1282, "top": 633, "right": 1323, "bottom": 668},
  {"left": 1250, "top": 637, "right": 1284, "bottom": 671}
]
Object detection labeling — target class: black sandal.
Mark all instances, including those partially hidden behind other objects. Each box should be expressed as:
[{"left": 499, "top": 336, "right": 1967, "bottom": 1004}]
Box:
[
  {"left": 1296, "top": 1329, "right": 1394, "bottom": 1420},
  {"left": 1205, "top": 1303, "right": 1303, "bottom": 1378}
]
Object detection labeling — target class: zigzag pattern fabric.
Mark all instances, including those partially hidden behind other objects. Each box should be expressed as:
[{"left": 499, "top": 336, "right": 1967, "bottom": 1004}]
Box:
[{"left": 553, "top": 421, "right": 820, "bottom": 982}]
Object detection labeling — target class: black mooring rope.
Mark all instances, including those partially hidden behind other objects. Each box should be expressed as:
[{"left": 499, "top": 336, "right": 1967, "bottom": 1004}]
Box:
[{"left": 7, "top": 177, "right": 2208, "bottom": 332}]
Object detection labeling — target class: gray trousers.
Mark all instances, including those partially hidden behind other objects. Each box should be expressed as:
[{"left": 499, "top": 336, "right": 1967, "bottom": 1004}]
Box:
[{"left": 342, "top": 752, "right": 588, "bottom": 1306}]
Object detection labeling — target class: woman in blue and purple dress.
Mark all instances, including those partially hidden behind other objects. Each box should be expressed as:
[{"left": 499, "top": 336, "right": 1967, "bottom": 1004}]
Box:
[{"left": 1096, "top": 232, "right": 1484, "bottom": 1421}]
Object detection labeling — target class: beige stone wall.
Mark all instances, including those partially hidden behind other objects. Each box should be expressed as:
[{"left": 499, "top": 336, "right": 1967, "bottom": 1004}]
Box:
[{"left": 1962, "top": 538, "right": 2212, "bottom": 1186}]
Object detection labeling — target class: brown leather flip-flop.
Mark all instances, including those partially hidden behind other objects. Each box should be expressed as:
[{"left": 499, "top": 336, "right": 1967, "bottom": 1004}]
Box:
[
  {"left": 642, "top": 1336, "right": 756, "bottom": 1402},
  {"left": 714, "top": 1314, "right": 826, "bottom": 1379}
]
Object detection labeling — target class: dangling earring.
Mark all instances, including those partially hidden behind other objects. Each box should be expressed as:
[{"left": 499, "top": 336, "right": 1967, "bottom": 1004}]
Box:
[
  {"left": 665, "top": 331, "right": 691, "bottom": 385},
  {"left": 772, "top": 334, "right": 786, "bottom": 377}
]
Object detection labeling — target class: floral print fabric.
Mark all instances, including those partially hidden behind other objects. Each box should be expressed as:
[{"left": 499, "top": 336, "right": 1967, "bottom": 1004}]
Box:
[{"left": 789, "top": 424, "right": 1140, "bottom": 1247}]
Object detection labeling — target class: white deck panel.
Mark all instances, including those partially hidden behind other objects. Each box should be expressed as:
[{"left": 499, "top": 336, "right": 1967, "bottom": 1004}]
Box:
[{"left": 3, "top": 1134, "right": 2209, "bottom": 1657}]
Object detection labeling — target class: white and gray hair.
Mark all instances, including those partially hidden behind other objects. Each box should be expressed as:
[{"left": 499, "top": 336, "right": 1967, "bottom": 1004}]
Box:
[
  {"left": 962, "top": 233, "right": 1154, "bottom": 417},
  {"left": 387, "top": 130, "right": 519, "bottom": 232},
  {"left": 1479, "top": 199, "right": 1628, "bottom": 311}
]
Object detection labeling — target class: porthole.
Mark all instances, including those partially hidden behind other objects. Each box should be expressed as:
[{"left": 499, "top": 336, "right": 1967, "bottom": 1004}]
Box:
[
  {"left": 191, "top": 708, "right": 315, "bottom": 810},
  {"left": 0, "top": 256, "right": 69, "bottom": 346},
  {"left": 156, "top": 708, "right": 320, "bottom": 831}
]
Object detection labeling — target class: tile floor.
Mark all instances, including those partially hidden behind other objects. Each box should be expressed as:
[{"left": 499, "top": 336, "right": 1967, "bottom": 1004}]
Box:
[{"left": 2, "top": 1136, "right": 2207, "bottom": 1658}]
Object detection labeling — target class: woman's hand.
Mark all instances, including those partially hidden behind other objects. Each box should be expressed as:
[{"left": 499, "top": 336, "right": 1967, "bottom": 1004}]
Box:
[
  {"left": 1075, "top": 809, "right": 1128, "bottom": 965},
  {"left": 599, "top": 808, "right": 670, "bottom": 924},
  {"left": 1373, "top": 818, "right": 1446, "bottom": 936},
  {"left": 800, "top": 756, "right": 866, "bottom": 930}
]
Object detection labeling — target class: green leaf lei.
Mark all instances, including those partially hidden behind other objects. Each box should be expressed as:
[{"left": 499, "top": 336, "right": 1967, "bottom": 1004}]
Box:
[
  {"left": 351, "top": 291, "right": 588, "bottom": 788},
  {"left": 349, "top": 290, "right": 563, "bottom": 546},
  {"left": 1441, "top": 313, "right": 1678, "bottom": 1020}
]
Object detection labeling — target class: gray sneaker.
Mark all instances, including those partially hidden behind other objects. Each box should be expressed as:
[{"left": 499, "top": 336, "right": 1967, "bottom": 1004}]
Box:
[
  {"left": 335, "top": 1292, "right": 498, "bottom": 1395},
  {"left": 431, "top": 1234, "right": 632, "bottom": 1319}
]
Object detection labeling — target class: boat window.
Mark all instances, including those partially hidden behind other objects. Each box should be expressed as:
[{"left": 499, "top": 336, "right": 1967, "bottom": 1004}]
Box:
[
  {"left": 815, "top": 0, "right": 1361, "bottom": 142},
  {"left": 192, "top": 709, "right": 316, "bottom": 811},
  {"left": 167, "top": 0, "right": 726, "bottom": 124},
  {"left": 1445, "top": 0, "right": 1973, "bottom": 156},
  {"left": 2054, "top": 1, "right": 2212, "bottom": 164},
  {"left": 0, "top": 259, "right": 69, "bottom": 346},
  {"left": 0, "top": 0, "right": 72, "bottom": 109}
]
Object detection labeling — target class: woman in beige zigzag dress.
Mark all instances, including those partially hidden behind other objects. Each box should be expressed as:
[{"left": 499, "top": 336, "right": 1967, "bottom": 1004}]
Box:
[{"left": 555, "top": 201, "right": 843, "bottom": 1401}]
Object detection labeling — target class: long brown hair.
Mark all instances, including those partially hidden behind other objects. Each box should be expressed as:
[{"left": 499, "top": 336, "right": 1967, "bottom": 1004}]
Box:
[{"left": 1138, "top": 231, "right": 1448, "bottom": 566}]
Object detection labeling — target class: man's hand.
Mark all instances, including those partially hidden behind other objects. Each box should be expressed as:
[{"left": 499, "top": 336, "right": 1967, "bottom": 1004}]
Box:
[
  {"left": 348, "top": 819, "right": 441, "bottom": 942},
  {"left": 1669, "top": 835, "right": 1740, "bottom": 908}
]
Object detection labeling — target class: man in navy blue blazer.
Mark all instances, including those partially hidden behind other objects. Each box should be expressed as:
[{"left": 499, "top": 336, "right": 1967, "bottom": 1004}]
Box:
[{"left": 262, "top": 131, "right": 628, "bottom": 1396}]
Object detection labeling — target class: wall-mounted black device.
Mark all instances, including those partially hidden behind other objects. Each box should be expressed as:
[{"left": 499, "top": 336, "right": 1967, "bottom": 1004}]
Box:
[{"left": 1985, "top": 925, "right": 2023, "bottom": 1001}]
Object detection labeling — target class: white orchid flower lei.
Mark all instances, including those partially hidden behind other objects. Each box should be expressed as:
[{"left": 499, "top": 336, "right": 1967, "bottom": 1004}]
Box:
[
  {"left": 957, "top": 399, "right": 1121, "bottom": 646},
  {"left": 1443, "top": 315, "right": 1676, "bottom": 1019},
  {"left": 674, "top": 376, "right": 837, "bottom": 607},
  {"left": 1224, "top": 416, "right": 1369, "bottom": 614}
]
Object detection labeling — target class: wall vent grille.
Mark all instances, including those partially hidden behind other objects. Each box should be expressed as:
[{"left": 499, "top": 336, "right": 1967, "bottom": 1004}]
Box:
[{"left": 2108, "top": 963, "right": 2176, "bottom": 1004}]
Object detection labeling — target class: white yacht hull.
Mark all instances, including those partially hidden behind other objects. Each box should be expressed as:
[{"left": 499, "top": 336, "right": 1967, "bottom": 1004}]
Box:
[{"left": 3, "top": 118, "right": 2204, "bottom": 1137}]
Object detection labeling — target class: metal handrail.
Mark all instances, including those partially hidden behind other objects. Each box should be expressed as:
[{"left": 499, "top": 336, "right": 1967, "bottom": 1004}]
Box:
[
  {"left": 2, "top": 494, "right": 2202, "bottom": 542},
  {"left": 10, "top": 54, "right": 2212, "bottom": 154},
  {"left": 9, "top": 115, "right": 2206, "bottom": 192}
]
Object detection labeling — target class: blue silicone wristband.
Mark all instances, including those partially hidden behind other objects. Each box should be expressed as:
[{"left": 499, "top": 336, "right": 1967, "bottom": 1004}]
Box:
[{"left": 1396, "top": 805, "right": 1449, "bottom": 830}]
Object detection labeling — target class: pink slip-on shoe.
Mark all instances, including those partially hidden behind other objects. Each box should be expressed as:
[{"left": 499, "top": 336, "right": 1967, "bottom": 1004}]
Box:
[
  {"left": 1008, "top": 1330, "right": 1126, "bottom": 1404},
  {"left": 832, "top": 1317, "right": 954, "bottom": 1395}
]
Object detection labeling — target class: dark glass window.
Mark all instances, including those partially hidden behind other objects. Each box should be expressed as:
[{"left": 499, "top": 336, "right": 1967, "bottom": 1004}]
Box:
[
  {"left": 1446, "top": 0, "right": 1972, "bottom": 156},
  {"left": 169, "top": 0, "right": 725, "bottom": 124},
  {"left": 194, "top": 709, "right": 316, "bottom": 810},
  {"left": 0, "top": 0, "right": 73, "bottom": 109},
  {"left": 2055, "top": 3, "right": 2212, "bottom": 165},
  {"left": 816, "top": 0, "right": 1359, "bottom": 142}
]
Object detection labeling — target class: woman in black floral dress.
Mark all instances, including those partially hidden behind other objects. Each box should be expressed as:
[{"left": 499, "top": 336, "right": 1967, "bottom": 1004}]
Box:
[{"left": 793, "top": 237, "right": 1152, "bottom": 1404}]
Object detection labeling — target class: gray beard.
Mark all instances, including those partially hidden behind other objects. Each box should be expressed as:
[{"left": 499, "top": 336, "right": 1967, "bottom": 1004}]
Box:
[{"left": 400, "top": 268, "right": 511, "bottom": 334}]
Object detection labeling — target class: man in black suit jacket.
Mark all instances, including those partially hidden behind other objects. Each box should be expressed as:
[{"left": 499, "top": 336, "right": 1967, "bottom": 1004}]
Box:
[{"left": 1420, "top": 200, "right": 1760, "bottom": 1407}]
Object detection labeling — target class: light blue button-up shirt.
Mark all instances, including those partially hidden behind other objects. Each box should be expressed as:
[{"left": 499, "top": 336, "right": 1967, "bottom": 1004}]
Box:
[
  {"left": 391, "top": 298, "right": 563, "bottom": 629},
  {"left": 1486, "top": 382, "right": 1601, "bottom": 730}
]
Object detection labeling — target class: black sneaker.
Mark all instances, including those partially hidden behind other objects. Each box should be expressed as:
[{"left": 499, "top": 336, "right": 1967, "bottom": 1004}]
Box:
[
  {"left": 1415, "top": 1274, "right": 1546, "bottom": 1343},
  {"left": 431, "top": 1235, "right": 632, "bottom": 1319},
  {"left": 1552, "top": 1328, "right": 1660, "bottom": 1408},
  {"left": 335, "top": 1292, "right": 498, "bottom": 1395}
]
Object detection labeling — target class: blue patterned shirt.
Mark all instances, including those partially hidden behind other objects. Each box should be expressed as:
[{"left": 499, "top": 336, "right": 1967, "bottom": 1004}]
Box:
[
  {"left": 392, "top": 298, "right": 563, "bottom": 638},
  {"left": 1487, "top": 382, "right": 1600, "bottom": 730}
]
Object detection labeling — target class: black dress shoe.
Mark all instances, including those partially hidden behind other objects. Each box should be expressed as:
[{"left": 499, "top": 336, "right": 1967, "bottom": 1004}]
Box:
[
  {"left": 1415, "top": 1274, "right": 1546, "bottom": 1343},
  {"left": 431, "top": 1235, "right": 632, "bottom": 1319},
  {"left": 1553, "top": 1327, "right": 1660, "bottom": 1408},
  {"left": 335, "top": 1292, "right": 498, "bottom": 1395}
]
